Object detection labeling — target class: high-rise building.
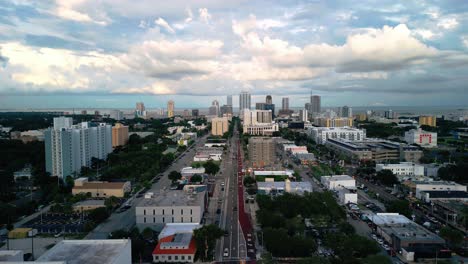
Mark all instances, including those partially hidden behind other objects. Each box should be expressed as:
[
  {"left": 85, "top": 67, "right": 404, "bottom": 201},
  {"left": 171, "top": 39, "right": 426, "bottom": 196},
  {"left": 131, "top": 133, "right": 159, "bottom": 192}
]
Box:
[
  {"left": 112, "top": 123, "right": 129, "bottom": 148},
  {"left": 243, "top": 109, "right": 272, "bottom": 125},
  {"left": 266, "top": 95, "right": 272, "bottom": 104},
  {"left": 45, "top": 117, "right": 112, "bottom": 179},
  {"left": 183, "top": 109, "right": 191, "bottom": 118},
  {"left": 299, "top": 109, "right": 309, "bottom": 122},
  {"left": 211, "top": 117, "right": 229, "bottom": 136},
  {"left": 282, "top": 97, "right": 289, "bottom": 110},
  {"left": 384, "top": 109, "right": 398, "bottom": 119},
  {"left": 81, "top": 110, "right": 87, "bottom": 115},
  {"left": 339, "top": 106, "right": 352, "bottom": 118},
  {"left": 310, "top": 95, "right": 321, "bottom": 114},
  {"left": 110, "top": 110, "right": 123, "bottom": 121},
  {"left": 227, "top": 95, "right": 233, "bottom": 106},
  {"left": 239, "top": 91, "right": 251, "bottom": 113},
  {"left": 209, "top": 100, "right": 220, "bottom": 116},
  {"left": 314, "top": 117, "right": 353, "bottom": 127},
  {"left": 221, "top": 105, "right": 233, "bottom": 116},
  {"left": 192, "top": 109, "right": 199, "bottom": 117},
  {"left": 419, "top": 116, "right": 437, "bottom": 127},
  {"left": 248, "top": 137, "right": 276, "bottom": 168},
  {"left": 167, "top": 100, "right": 174, "bottom": 118}
]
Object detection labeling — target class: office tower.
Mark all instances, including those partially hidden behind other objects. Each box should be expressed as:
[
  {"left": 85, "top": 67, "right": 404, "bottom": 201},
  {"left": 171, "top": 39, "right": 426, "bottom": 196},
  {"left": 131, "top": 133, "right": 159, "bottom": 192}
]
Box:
[
  {"left": 192, "top": 109, "right": 199, "bottom": 117},
  {"left": 266, "top": 95, "right": 272, "bottom": 104},
  {"left": 53, "top": 116, "right": 73, "bottom": 130},
  {"left": 310, "top": 95, "right": 321, "bottom": 114},
  {"left": 419, "top": 116, "right": 436, "bottom": 127},
  {"left": 221, "top": 105, "right": 233, "bottom": 116},
  {"left": 248, "top": 137, "right": 276, "bottom": 168},
  {"left": 243, "top": 109, "right": 272, "bottom": 125},
  {"left": 110, "top": 110, "right": 123, "bottom": 121},
  {"left": 227, "top": 95, "right": 233, "bottom": 106},
  {"left": 211, "top": 117, "right": 229, "bottom": 136},
  {"left": 282, "top": 97, "right": 289, "bottom": 110},
  {"left": 183, "top": 109, "right": 191, "bottom": 117},
  {"left": 45, "top": 118, "right": 112, "bottom": 179},
  {"left": 239, "top": 91, "right": 251, "bottom": 112},
  {"left": 136, "top": 102, "right": 145, "bottom": 114},
  {"left": 167, "top": 100, "right": 174, "bottom": 118},
  {"left": 112, "top": 123, "right": 129, "bottom": 148},
  {"left": 209, "top": 100, "right": 220, "bottom": 116},
  {"left": 256, "top": 103, "right": 266, "bottom": 110},
  {"left": 299, "top": 109, "right": 309, "bottom": 122},
  {"left": 340, "top": 106, "right": 352, "bottom": 118},
  {"left": 313, "top": 117, "right": 353, "bottom": 127}
]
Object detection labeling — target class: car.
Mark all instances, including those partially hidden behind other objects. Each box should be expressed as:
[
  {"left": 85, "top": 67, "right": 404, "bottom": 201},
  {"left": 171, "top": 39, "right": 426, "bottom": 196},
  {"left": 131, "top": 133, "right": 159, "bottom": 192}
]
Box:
[
  {"left": 371, "top": 234, "right": 377, "bottom": 240},
  {"left": 224, "top": 231, "right": 229, "bottom": 237},
  {"left": 377, "top": 239, "right": 384, "bottom": 245},
  {"left": 223, "top": 248, "right": 229, "bottom": 257}
]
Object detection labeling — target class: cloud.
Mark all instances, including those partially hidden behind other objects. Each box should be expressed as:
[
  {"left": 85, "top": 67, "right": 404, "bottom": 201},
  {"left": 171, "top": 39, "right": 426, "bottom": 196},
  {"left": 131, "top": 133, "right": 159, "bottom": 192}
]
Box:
[
  {"left": 53, "top": 0, "right": 110, "bottom": 25},
  {"left": 198, "top": 8, "right": 211, "bottom": 23},
  {"left": 462, "top": 35, "right": 468, "bottom": 48},
  {"left": 437, "top": 17, "right": 458, "bottom": 30},
  {"left": 154, "top": 17, "right": 175, "bottom": 34}
]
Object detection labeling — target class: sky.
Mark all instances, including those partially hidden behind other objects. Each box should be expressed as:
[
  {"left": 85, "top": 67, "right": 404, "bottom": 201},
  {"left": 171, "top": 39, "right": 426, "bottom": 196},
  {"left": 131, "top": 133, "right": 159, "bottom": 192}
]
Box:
[{"left": 0, "top": 0, "right": 468, "bottom": 109}]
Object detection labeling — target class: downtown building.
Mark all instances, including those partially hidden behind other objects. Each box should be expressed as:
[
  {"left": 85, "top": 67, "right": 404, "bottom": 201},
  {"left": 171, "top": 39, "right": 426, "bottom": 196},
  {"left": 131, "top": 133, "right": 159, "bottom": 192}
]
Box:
[
  {"left": 243, "top": 109, "right": 278, "bottom": 136},
  {"left": 308, "top": 127, "right": 366, "bottom": 144},
  {"left": 313, "top": 117, "right": 353, "bottom": 127},
  {"left": 211, "top": 117, "right": 229, "bottom": 136},
  {"left": 404, "top": 128, "right": 437, "bottom": 148},
  {"left": 375, "top": 162, "right": 424, "bottom": 180},
  {"left": 112, "top": 123, "right": 129, "bottom": 147},
  {"left": 248, "top": 137, "right": 276, "bottom": 168},
  {"left": 167, "top": 100, "right": 175, "bottom": 118},
  {"left": 239, "top": 91, "right": 251, "bottom": 115},
  {"left": 45, "top": 117, "right": 112, "bottom": 179}
]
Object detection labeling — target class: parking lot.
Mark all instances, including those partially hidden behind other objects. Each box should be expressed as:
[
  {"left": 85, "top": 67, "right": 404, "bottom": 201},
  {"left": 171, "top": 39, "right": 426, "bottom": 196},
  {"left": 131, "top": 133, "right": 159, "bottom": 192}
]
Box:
[{"left": 22, "top": 212, "right": 90, "bottom": 234}]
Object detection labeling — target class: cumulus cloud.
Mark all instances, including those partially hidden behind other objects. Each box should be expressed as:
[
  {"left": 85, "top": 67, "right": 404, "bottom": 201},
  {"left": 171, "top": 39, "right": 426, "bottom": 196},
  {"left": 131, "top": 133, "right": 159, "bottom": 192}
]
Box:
[
  {"left": 198, "top": 8, "right": 211, "bottom": 23},
  {"left": 53, "top": 0, "right": 110, "bottom": 25},
  {"left": 155, "top": 17, "right": 175, "bottom": 34}
]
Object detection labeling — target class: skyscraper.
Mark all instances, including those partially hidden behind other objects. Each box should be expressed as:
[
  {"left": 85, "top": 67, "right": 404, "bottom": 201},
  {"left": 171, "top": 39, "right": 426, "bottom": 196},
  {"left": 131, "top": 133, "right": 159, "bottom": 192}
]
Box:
[
  {"left": 45, "top": 117, "right": 112, "bottom": 179},
  {"left": 209, "top": 100, "right": 220, "bottom": 116},
  {"left": 167, "top": 100, "right": 174, "bottom": 118},
  {"left": 192, "top": 109, "right": 199, "bottom": 117},
  {"left": 112, "top": 123, "right": 129, "bottom": 148},
  {"left": 310, "top": 95, "right": 321, "bottom": 114},
  {"left": 239, "top": 91, "right": 251, "bottom": 113},
  {"left": 282, "top": 97, "right": 289, "bottom": 110},
  {"left": 266, "top": 95, "right": 272, "bottom": 104},
  {"left": 299, "top": 109, "right": 309, "bottom": 122},
  {"left": 227, "top": 95, "right": 233, "bottom": 106},
  {"left": 339, "top": 106, "right": 352, "bottom": 118},
  {"left": 248, "top": 137, "right": 276, "bottom": 168}
]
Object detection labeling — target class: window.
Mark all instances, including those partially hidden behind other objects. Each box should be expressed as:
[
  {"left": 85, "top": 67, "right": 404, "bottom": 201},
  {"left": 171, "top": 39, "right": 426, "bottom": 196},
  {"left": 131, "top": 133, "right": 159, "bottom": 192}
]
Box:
[
  {"left": 153, "top": 209, "right": 155, "bottom": 215},
  {"left": 181, "top": 209, "right": 183, "bottom": 214},
  {"left": 168, "top": 256, "right": 171, "bottom": 260},
  {"left": 172, "top": 209, "right": 174, "bottom": 215},
  {"left": 172, "top": 217, "right": 174, "bottom": 223},
  {"left": 143, "top": 209, "right": 146, "bottom": 215},
  {"left": 175, "top": 256, "right": 178, "bottom": 260},
  {"left": 188, "top": 256, "right": 192, "bottom": 260},
  {"left": 181, "top": 217, "right": 183, "bottom": 222},
  {"left": 182, "top": 256, "right": 185, "bottom": 260},
  {"left": 191, "top": 217, "right": 193, "bottom": 222},
  {"left": 153, "top": 217, "right": 155, "bottom": 223},
  {"left": 155, "top": 256, "right": 159, "bottom": 260},
  {"left": 163, "top": 217, "right": 165, "bottom": 223},
  {"left": 190, "top": 209, "right": 193, "bottom": 215},
  {"left": 163, "top": 209, "right": 165, "bottom": 215},
  {"left": 144, "top": 217, "right": 146, "bottom": 223}
]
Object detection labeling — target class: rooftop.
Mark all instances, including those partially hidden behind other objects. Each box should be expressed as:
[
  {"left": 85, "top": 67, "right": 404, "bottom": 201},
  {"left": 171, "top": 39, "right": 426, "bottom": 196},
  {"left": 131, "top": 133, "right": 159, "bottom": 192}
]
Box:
[
  {"left": 323, "top": 175, "right": 354, "bottom": 182},
  {"left": 138, "top": 186, "right": 206, "bottom": 207},
  {"left": 421, "top": 191, "right": 468, "bottom": 199},
  {"left": 370, "top": 213, "right": 412, "bottom": 226},
  {"left": 36, "top": 239, "right": 131, "bottom": 264},
  {"left": 73, "top": 181, "right": 128, "bottom": 190},
  {"left": 73, "top": 200, "right": 105, "bottom": 206},
  {"left": 153, "top": 234, "right": 196, "bottom": 256},
  {"left": 254, "top": 170, "right": 293, "bottom": 176},
  {"left": 158, "top": 223, "right": 201, "bottom": 240},
  {"left": 0, "top": 250, "right": 23, "bottom": 261}
]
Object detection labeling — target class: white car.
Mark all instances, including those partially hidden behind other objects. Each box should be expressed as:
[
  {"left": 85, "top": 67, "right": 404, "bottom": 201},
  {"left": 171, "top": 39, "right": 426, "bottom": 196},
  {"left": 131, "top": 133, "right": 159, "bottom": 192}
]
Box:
[
  {"left": 223, "top": 248, "right": 229, "bottom": 257},
  {"left": 377, "top": 239, "right": 384, "bottom": 245}
]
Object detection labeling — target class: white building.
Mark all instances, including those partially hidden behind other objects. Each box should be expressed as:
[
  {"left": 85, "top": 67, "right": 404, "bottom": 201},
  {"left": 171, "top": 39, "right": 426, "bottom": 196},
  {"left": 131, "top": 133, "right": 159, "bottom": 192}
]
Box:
[
  {"left": 45, "top": 117, "right": 112, "bottom": 179},
  {"left": 376, "top": 162, "right": 424, "bottom": 179},
  {"left": 321, "top": 175, "right": 356, "bottom": 190},
  {"left": 239, "top": 91, "right": 251, "bottom": 115},
  {"left": 299, "top": 109, "right": 308, "bottom": 122},
  {"left": 308, "top": 127, "right": 366, "bottom": 144},
  {"left": 36, "top": 239, "right": 131, "bottom": 264},
  {"left": 136, "top": 185, "right": 207, "bottom": 228},
  {"left": 243, "top": 109, "right": 279, "bottom": 135},
  {"left": 254, "top": 170, "right": 294, "bottom": 179},
  {"left": 152, "top": 233, "right": 196, "bottom": 263},
  {"left": 404, "top": 128, "right": 437, "bottom": 148},
  {"left": 338, "top": 188, "right": 358, "bottom": 204},
  {"left": 414, "top": 181, "right": 467, "bottom": 199},
  {"left": 257, "top": 179, "right": 312, "bottom": 195},
  {"left": 180, "top": 167, "right": 206, "bottom": 177}
]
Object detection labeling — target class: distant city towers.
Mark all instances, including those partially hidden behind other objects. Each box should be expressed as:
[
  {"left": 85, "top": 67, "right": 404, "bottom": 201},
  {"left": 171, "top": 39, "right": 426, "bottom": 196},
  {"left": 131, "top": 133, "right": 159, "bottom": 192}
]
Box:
[{"left": 167, "top": 100, "right": 174, "bottom": 118}]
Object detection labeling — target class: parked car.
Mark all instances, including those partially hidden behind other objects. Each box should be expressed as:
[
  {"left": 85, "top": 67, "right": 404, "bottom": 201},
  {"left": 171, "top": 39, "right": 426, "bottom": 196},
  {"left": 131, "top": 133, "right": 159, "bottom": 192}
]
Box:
[{"left": 223, "top": 248, "right": 229, "bottom": 257}]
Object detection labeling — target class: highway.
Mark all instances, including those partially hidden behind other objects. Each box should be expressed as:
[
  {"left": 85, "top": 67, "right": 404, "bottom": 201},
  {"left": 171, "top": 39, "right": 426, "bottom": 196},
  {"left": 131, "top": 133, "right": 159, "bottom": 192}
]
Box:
[{"left": 86, "top": 135, "right": 209, "bottom": 239}]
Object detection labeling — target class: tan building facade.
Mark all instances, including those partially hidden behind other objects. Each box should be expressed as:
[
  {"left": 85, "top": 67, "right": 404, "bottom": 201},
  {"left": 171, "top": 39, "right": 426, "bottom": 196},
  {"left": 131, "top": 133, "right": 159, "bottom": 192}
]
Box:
[
  {"left": 72, "top": 178, "right": 131, "bottom": 198},
  {"left": 112, "top": 123, "right": 129, "bottom": 148},
  {"left": 167, "top": 100, "right": 175, "bottom": 118},
  {"left": 211, "top": 117, "right": 229, "bottom": 136},
  {"left": 248, "top": 137, "right": 276, "bottom": 168},
  {"left": 419, "top": 116, "right": 436, "bottom": 127},
  {"left": 314, "top": 117, "right": 353, "bottom": 127}
]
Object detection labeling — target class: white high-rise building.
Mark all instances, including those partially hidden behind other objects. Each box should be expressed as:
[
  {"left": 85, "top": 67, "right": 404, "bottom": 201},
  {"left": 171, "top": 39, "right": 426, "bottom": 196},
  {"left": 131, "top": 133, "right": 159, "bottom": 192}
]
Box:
[
  {"left": 299, "top": 109, "right": 308, "bottom": 122},
  {"left": 110, "top": 110, "right": 123, "bottom": 120},
  {"left": 308, "top": 127, "right": 365, "bottom": 144},
  {"left": 282, "top": 97, "right": 289, "bottom": 110},
  {"left": 239, "top": 91, "right": 251, "bottom": 114},
  {"left": 45, "top": 118, "right": 112, "bottom": 179},
  {"left": 227, "top": 95, "right": 233, "bottom": 106},
  {"left": 339, "top": 106, "right": 352, "bottom": 118}
]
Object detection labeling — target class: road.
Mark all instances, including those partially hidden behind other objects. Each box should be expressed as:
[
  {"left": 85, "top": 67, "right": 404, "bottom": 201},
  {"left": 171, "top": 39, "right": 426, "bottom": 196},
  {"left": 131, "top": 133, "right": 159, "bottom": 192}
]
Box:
[
  {"left": 216, "top": 128, "right": 244, "bottom": 262},
  {"left": 85, "top": 135, "right": 209, "bottom": 239}
]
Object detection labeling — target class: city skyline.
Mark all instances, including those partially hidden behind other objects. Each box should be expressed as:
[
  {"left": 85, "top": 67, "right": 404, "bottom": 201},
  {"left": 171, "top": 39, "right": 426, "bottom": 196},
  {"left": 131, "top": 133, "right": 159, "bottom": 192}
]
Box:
[{"left": 0, "top": 1, "right": 468, "bottom": 108}]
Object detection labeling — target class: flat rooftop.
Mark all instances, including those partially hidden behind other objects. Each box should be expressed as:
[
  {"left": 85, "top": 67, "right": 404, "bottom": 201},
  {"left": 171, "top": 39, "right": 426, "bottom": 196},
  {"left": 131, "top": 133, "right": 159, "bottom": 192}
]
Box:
[
  {"left": 324, "top": 175, "right": 354, "bottom": 181},
  {"left": 138, "top": 187, "right": 206, "bottom": 207},
  {"left": 73, "top": 181, "right": 127, "bottom": 190},
  {"left": 36, "top": 239, "right": 131, "bottom": 264},
  {"left": 158, "top": 223, "right": 201, "bottom": 240},
  {"left": 371, "top": 213, "right": 412, "bottom": 226}
]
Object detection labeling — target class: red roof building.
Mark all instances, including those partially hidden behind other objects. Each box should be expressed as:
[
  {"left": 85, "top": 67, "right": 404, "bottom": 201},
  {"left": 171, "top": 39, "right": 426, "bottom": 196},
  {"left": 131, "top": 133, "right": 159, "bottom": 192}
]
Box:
[{"left": 152, "top": 233, "right": 197, "bottom": 263}]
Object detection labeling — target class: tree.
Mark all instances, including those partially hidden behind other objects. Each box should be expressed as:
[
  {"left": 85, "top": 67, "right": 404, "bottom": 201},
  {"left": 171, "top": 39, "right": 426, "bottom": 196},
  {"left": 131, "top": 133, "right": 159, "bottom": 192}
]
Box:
[
  {"left": 386, "top": 200, "right": 411, "bottom": 218},
  {"left": 190, "top": 174, "right": 203, "bottom": 183},
  {"left": 88, "top": 207, "right": 110, "bottom": 223},
  {"left": 193, "top": 224, "right": 224, "bottom": 261},
  {"left": 105, "top": 196, "right": 120, "bottom": 209},
  {"left": 141, "top": 227, "right": 154, "bottom": 240},
  {"left": 203, "top": 160, "right": 220, "bottom": 175},
  {"left": 362, "top": 254, "right": 392, "bottom": 264},
  {"left": 168, "top": 170, "right": 182, "bottom": 182},
  {"left": 243, "top": 176, "right": 256, "bottom": 186},
  {"left": 439, "top": 227, "right": 464, "bottom": 247},
  {"left": 376, "top": 169, "right": 398, "bottom": 186}
]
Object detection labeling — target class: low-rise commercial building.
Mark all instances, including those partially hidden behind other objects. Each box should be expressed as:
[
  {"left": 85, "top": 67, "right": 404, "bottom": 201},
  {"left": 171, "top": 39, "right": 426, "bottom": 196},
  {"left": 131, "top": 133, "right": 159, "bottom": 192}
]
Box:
[
  {"left": 73, "top": 200, "right": 106, "bottom": 212},
  {"left": 136, "top": 185, "right": 207, "bottom": 228},
  {"left": 257, "top": 179, "right": 312, "bottom": 195},
  {"left": 325, "top": 138, "right": 423, "bottom": 162},
  {"left": 36, "top": 239, "right": 132, "bottom": 264},
  {"left": 194, "top": 147, "right": 223, "bottom": 161},
  {"left": 152, "top": 233, "right": 196, "bottom": 263},
  {"left": 292, "top": 153, "right": 316, "bottom": 165},
  {"left": 321, "top": 175, "right": 355, "bottom": 190},
  {"left": 253, "top": 170, "right": 294, "bottom": 179},
  {"left": 419, "top": 191, "right": 468, "bottom": 203},
  {"left": 404, "top": 128, "right": 437, "bottom": 148},
  {"left": 72, "top": 178, "right": 131, "bottom": 198},
  {"left": 338, "top": 188, "right": 357, "bottom": 204},
  {"left": 308, "top": 127, "right": 366, "bottom": 144},
  {"left": 376, "top": 162, "right": 424, "bottom": 179},
  {"left": 369, "top": 213, "right": 448, "bottom": 262},
  {"left": 180, "top": 167, "right": 206, "bottom": 178},
  {"left": 411, "top": 181, "right": 467, "bottom": 200}
]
